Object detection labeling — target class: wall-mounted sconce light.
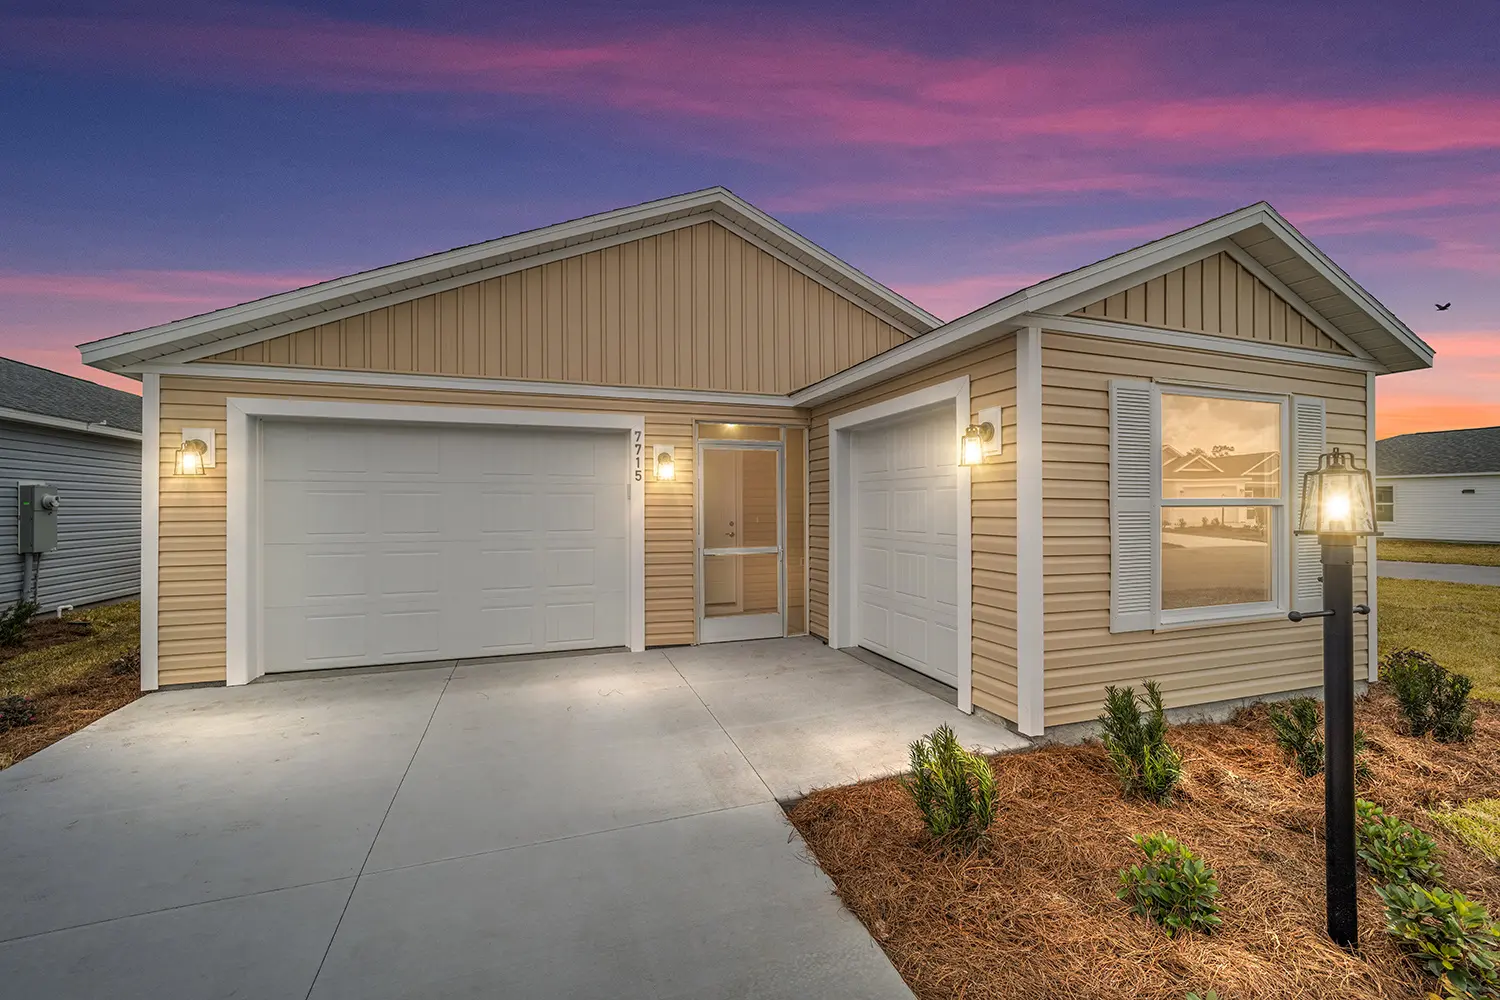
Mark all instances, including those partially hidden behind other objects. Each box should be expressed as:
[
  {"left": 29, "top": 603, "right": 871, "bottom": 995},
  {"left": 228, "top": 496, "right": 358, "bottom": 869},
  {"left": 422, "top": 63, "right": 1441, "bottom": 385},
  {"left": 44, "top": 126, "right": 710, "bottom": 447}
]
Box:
[
  {"left": 959, "top": 407, "right": 1003, "bottom": 466},
  {"left": 653, "top": 444, "right": 676, "bottom": 481},
  {"left": 176, "top": 427, "right": 216, "bottom": 476}
]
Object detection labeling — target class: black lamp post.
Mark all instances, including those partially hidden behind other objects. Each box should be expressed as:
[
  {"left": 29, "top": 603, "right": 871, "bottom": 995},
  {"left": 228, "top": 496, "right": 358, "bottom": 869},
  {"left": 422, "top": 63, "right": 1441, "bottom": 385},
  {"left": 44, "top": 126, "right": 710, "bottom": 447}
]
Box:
[{"left": 1288, "top": 446, "right": 1378, "bottom": 948}]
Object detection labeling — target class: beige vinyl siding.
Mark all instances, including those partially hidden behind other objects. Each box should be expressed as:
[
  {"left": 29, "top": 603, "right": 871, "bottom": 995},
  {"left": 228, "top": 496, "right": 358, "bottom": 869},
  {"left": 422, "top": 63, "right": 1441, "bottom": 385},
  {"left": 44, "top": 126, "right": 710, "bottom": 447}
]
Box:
[
  {"left": 155, "top": 373, "right": 804, "bottom": 686},
  {"left": 206, "top": 222, "right": 910, "bottom": 395},
  {"left": 808, "top": 337, "right": 1020, "bottom": 722},
  {"left": 1041, "top": 330, "right": 1370, "bottom": 726},
  {"left": 1074, "top": 252, "right": 1348, "bottom": 354}
]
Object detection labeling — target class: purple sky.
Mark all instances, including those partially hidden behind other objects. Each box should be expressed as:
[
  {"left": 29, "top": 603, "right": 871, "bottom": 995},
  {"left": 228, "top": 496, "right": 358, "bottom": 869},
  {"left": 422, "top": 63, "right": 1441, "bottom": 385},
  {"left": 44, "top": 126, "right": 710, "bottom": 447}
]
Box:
[{"left": 2, "top": 1, "right": 1496, "bottom": 436}]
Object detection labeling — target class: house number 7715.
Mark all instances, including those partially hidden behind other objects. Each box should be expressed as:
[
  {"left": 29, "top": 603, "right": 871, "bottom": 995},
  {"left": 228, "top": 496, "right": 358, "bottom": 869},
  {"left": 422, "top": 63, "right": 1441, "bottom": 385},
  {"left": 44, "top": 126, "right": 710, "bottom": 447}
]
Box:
[{"left": 633, "top": 430, "right": 643, "bottom": 481}]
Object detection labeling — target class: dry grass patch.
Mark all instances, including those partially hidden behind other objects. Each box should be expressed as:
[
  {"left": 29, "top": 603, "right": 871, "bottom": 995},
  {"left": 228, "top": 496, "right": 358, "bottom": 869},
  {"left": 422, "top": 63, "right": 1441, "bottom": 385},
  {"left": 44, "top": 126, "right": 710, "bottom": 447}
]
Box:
[
  {"left": 1380, "top": 577, "right": 1500, "bottom": 701},
  {"left": 788, "top": 691, "right": 1500, "bottom": 1000},
  {"left": 0, "top": 600, "right": 141, "bottom": 768},
  {"left": 1380, "top": 539, "right": 1500, "bottom": 567}
]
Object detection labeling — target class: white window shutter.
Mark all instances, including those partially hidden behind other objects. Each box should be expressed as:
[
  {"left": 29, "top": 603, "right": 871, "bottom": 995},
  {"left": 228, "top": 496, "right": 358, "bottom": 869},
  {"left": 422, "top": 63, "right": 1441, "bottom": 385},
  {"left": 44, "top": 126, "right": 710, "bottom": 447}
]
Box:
[
  {"left": 1110, "top": 380, "right": 1158, "bottom": 632},
  {"left": 1292, "top": 396, "right": 1327, "bottom": 613}
]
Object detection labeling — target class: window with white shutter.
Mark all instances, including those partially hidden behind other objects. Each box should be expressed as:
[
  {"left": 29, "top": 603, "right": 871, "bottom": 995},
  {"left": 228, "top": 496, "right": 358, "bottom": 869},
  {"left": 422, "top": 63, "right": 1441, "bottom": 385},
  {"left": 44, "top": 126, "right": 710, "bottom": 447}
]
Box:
[
  {"left": 1291, "top": 396, "right": 1328, "bottom": 613},
  {"left": 1110, "top": 381, "right": 1299, "bottom": 631}
]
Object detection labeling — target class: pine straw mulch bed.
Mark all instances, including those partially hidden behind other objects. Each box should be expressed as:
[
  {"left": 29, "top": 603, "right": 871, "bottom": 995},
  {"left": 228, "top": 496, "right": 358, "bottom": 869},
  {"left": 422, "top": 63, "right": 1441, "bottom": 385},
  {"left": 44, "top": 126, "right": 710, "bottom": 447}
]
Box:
[
  {"left": 0, "top": 650, "right": 141, "bottom": 768},
  {"left": 788, "top": 690, "right": 1500, "bottom": 1000}
]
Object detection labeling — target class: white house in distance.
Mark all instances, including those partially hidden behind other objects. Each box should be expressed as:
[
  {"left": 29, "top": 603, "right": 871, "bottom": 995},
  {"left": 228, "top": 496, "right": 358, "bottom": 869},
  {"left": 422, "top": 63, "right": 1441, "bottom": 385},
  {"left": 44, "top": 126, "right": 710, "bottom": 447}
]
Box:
[{"left": 1376, "top": 425, "right": 1500, "bottom": 543}]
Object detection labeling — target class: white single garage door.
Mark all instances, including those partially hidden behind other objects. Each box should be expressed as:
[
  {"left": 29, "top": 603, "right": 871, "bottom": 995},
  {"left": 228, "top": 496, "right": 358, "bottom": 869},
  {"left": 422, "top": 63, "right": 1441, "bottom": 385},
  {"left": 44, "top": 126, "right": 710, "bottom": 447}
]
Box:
[
  {"left": 852, "top": 407, "right": 959, "bottom": 685},
  {"left": 260, "top": 420, "right": 629, "bottom": 672}
]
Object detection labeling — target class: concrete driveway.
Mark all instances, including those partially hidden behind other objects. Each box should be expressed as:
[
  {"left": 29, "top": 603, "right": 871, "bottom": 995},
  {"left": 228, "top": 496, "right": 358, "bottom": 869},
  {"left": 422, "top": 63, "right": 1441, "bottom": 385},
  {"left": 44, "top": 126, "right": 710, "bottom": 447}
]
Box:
[
  {"left": 0, "top": 637, "right": 1024, "bottom": 999},
  {"left": 1378, "top": 559, "right": 1500, "bottom": 586}
]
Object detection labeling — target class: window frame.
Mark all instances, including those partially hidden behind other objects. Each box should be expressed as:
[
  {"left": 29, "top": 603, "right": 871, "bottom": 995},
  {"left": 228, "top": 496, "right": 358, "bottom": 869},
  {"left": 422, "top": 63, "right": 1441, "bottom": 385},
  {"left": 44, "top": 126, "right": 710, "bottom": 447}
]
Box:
[
  {"left": 1375, "top": 485, "right": 1395, "bottom": 523},
  {"left": 1156, "top": 385, "right": 1291, "bottom": 628}
]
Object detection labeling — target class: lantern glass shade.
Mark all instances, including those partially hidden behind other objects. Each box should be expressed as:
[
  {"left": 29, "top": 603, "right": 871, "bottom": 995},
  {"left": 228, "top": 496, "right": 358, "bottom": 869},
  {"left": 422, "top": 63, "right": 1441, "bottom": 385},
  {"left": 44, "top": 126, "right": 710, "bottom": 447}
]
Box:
[
  {"left": 655, "top": 449, "right": 675, "bottom": 482},
  {"left": 959, "top": 422, "right": 992, "bottom": 467},
  {"left": 175, "top": 439, "right": 209, "bottom": 476},
  {"left": 1296, "top": 447, "right": 1377, "bottom": 537}
]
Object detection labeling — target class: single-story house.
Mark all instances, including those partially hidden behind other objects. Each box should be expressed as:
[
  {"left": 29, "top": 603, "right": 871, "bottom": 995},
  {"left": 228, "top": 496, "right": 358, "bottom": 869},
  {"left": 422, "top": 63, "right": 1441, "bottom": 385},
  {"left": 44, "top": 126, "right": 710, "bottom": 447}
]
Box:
[
  {"left": 1, "top": 357, "right": 142, "bottom": 611},
  {"left": 1376, "top": 425, "right": 1500, "bottom": 543},
  {"left": 79, "top": 188, "right": 1432, "bottom": 735}
]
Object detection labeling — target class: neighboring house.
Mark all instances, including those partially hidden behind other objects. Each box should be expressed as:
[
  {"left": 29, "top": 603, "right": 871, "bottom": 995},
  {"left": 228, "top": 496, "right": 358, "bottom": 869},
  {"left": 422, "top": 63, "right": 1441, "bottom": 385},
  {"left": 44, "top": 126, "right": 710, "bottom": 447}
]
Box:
[
  {"left": 1376, "top": 426, "right": 1500, "bottom": 543},
  {"left": 0, "top": 357, "right": 142, "bottom": 610},
  {"left": 79, "top": 188, "right": 1432, "bottom": 735}
]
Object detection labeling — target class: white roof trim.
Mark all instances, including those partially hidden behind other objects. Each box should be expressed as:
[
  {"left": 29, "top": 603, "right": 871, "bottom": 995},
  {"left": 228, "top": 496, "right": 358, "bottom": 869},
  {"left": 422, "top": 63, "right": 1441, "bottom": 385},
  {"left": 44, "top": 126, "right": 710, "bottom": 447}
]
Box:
[
  {"left": 81, "top": 187, "right": 940, "bottom": 372},
  {"left": 0, "top": 405, "right": 142, "bottom": 441}
]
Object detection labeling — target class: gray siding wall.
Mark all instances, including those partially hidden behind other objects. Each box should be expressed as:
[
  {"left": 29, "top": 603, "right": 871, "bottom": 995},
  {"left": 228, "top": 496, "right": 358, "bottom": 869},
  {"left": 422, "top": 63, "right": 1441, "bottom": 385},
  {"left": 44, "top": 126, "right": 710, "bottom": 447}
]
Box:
[
  {"left": 1377, "top": 475, "right": 1500, "bottom": 544},
  {"left": 1, "top": 419, "right": 141, "bottom": 610}
]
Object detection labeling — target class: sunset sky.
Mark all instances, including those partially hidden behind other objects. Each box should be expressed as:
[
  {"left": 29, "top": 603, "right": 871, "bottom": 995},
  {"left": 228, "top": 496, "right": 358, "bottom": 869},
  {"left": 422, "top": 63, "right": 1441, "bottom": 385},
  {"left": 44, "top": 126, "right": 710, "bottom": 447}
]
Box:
[{"left": 2, "top": 0, "right": 1496, "bottom": 437}]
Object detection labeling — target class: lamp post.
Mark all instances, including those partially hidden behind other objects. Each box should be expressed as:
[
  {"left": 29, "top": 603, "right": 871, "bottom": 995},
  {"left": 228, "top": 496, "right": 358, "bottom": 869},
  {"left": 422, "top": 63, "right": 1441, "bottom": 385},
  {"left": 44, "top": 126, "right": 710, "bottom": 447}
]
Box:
[{"left": 1288, "top": 447, "right": 1378, "bottom": 948}]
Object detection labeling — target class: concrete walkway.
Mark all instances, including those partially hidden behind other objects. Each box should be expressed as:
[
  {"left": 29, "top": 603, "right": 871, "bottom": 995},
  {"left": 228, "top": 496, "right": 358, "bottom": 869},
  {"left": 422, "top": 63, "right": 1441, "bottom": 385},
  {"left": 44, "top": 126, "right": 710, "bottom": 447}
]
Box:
[
  {"left": 0, "top": 637, "right": 1025, "bottom": 999},
  {"left": 1378, "top": 559, "right": 1500, "bottom": 586}
]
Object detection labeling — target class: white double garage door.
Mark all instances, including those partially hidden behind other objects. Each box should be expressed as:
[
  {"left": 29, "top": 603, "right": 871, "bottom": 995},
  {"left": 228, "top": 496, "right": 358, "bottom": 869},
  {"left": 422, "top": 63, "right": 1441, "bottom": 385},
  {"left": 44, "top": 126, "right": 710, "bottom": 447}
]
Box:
[
  {"left": 260, "top": 420, "right": 629, "bottom": 673},
  {"left": 851, "top": 407, "right": 961, "bottom": 687}
]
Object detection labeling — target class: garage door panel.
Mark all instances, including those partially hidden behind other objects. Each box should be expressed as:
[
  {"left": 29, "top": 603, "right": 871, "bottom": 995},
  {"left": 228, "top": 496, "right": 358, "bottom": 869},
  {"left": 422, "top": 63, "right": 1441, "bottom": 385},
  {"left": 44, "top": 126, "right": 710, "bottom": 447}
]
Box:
[
  {"left": 853, "top": 406, "right": 959, "bottom": 686},
  {"left": 260, "top": 421, "right": 629, "bottom": 673}
]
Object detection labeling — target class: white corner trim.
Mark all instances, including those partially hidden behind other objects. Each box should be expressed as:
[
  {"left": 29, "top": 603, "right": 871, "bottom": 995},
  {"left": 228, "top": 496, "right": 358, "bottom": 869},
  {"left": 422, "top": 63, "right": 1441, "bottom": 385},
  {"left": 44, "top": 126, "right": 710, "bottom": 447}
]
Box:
[
  {"left": 1366, "top": 371, "right": 1379, "bottom": 683},
  {"left": 139, "top": 373, "right": 159, "bottom": 692},
  {"left": 827, "top": 375, "right": 973, "bottom": 713},
  {"left": 1028, "top": 313, "right": 1387, "bottom": 373},
  {"left": 136, "top": 362, "right": 797, "bottom": 409},
  {"left": 1014, "top": 328, "right": 1045, "bottom": 736},
  {"left": 221, "top": 397, "right": 648, "bottom": 686},
  {"left": 0, "top": 405, "right": 142, "bottom": 441}
]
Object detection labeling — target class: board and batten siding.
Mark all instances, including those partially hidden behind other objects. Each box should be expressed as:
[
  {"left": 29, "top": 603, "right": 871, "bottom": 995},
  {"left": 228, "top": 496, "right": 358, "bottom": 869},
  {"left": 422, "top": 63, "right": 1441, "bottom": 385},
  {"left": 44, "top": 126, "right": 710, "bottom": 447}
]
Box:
[
  {"left": 1377, "top": 475, "right": 1500, "bottom": 544},
  {"left": 154, "top": 373, "right": 804, "bottom": 686},
  {"left": 205, "top": 222, "right": 910, "bottom": 396},
  {"left": 1041, "top": 330, "right": 1370, "bottom": 727},
  {"left": 1, "top": 419, "right": 141, "bottom": 610},
  {"left": 1074, "top": 252, "right": 1349, "bottom": 355},
  {"left": 808, "top": 338, "right": 1021, "bottom": 722}
]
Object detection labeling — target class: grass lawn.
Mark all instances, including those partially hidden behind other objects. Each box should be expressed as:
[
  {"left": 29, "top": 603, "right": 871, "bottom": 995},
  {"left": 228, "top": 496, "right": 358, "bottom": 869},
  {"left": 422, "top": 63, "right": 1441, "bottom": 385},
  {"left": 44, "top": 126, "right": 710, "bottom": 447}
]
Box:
[
  {"left": 790, "top": 692, "right": 1500, "bottom": 1000},
  {"left": 1379, "top": 576, "right": 1500, "bottom": 700},
  {"left": 1379, "top": 538, "right": 1500, "bottom": 566},
  {"left": 0, "top": 600, "right": 141, "bottom": 768}
]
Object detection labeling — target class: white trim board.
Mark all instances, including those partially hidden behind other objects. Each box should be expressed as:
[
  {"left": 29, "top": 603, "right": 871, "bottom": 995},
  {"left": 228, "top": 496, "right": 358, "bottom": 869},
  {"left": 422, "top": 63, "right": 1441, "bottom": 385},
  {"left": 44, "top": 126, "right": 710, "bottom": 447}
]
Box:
[
  {"left": 222, "top": 397, "right": 648, "bottom": 686},
  {"left": 1013, "top": 328, "right": 1044, "bottom": 736},
  {"left": 827, "top": 375, "right": 974, "bottom": 713},
  {"left": 1366, "top": 370, "right": 1379, "bottom": 684},
  {"left": 0, "top": 405, "right": 142, "bottom": 441},
  {"left": 139, "top": 373, "right": 160, "bottom": 691}
]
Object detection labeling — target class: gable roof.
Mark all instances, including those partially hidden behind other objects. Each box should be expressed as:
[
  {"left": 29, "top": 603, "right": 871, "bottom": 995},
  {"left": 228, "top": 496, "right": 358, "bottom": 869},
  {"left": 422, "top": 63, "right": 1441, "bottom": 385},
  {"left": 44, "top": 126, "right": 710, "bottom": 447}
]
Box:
[
  {"left": 1378, "top": 426, "right": 1500, "bottom": 476},
  {"left": 79, "top": 187, "right": 941, "bottom": 373},
  {"left": 793, "top": 202, "right": 1434, "bottom": 406},
  {"left": 0, "top": 356, "right": 142, "bottom": 437}
]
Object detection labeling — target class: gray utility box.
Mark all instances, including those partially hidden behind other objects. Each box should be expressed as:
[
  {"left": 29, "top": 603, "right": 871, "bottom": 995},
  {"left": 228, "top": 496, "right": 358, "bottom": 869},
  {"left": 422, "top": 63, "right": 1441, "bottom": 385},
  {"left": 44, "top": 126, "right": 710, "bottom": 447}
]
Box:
[{"left": 17, "top": 482, "right": 61, "bottom": 553}]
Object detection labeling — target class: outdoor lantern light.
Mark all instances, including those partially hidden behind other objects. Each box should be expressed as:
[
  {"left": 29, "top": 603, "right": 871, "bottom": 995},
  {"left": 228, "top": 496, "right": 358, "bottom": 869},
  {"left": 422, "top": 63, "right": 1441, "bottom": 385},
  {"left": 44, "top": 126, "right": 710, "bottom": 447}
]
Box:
[
  {"left": 175, "top": 438, "right": 209, "bottom": 476},
  {"left": 1288, "top": 446, "right": 1378, "bottom": 949},
  {"left": 653, "top": 445, "right": 676, "bottom": 481},
  {"left": 960, "top": 421, "right": 994, "bottom": 466}
]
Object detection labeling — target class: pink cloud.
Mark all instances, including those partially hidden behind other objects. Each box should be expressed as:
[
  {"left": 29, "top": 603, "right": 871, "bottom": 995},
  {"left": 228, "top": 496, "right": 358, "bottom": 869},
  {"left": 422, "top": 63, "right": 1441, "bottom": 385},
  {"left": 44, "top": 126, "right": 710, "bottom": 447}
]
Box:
[
  {"left": 892, "top": 271, "right": 1054, "bottom": 322},
  {"left": 3, "top": 346, "right": 141, "bottom": 395},
  {"left": 0, "top": 269, "right": 329, "bottom": 306}
]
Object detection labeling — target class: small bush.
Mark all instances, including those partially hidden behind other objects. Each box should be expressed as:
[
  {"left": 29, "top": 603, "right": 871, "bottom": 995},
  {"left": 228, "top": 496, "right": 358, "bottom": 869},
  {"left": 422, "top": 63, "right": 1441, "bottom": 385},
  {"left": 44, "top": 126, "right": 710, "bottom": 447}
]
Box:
[
  {"left": 1429, "top": 801, "right": 1500, "bottom": 867},
  {"left": 1357, "top": 799, "right": 1445, "bottom": 886},
  {"left": 1378, "top": 882, "right": 1500, "bottom": 999},
  {"left": 901, "top": 724, "right": 997, "bottom": 844},
  {"left": 0, "top": 694, "right": 36, "bottom": 732},
  {"left": 1098, "top": 681, "right": 1182, "bottom": 804},
  {"left": 1117, "top": 832, "right": 1222, "bottom": 936},
  {"left": 1185, "top": 993, "right": 1219, "bottom": 1000},
  {"left": 1267, "top": 697, "right": 1373, "bottom": 781},
  {"left": 0, "top": 600, "right": 38, "bottom": 646},
  {"left": 1385, "top": 647, "right": 1477, "bottom": 744}
]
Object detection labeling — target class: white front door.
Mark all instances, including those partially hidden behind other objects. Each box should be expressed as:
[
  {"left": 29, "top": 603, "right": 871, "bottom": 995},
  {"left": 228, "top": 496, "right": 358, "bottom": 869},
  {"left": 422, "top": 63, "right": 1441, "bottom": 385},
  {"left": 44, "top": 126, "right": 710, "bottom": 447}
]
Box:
[
  {"left": 259, "top": 420, "right": 630, "bottom": 672},
  {"left": 698, "top": 443, "right": 784, "bottom": 643},
  {"left": 852, "top": 407, "right": 960, "bottom": 685}
]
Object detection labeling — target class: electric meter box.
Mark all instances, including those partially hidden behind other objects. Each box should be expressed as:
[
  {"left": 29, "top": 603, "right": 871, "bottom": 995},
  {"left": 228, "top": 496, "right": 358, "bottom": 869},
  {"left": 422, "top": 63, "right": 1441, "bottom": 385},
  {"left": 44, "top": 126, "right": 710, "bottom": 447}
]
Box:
[{"left": 17, "top": 482, "right": 60, "bottom": 553}]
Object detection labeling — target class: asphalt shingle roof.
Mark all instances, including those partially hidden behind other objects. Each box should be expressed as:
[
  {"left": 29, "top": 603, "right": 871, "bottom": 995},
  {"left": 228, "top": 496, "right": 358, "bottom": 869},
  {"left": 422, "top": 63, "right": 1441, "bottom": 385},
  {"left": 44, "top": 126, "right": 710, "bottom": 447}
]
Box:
[
  {"left": 1378, "top": 425, "right": 1500, "bottom": 476},
  {"left": 0, "top": 356, "right": 142, "bottom": 433}
]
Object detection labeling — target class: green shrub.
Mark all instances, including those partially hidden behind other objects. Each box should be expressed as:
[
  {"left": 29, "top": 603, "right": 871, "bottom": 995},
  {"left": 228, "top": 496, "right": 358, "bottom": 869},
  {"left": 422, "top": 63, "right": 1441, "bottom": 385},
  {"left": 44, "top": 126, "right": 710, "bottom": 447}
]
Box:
[
  {"left": 1429, "top": 801, "right": 1500, "bottom": 867},
  {"left": 1357, "top": 799, "right": 1445, "bottom": 886},
  {"left": 1185, "top": 994, "right": 1219, "bottom": 1000},
  {"left": 901, "top": 724, "right": 996, "bottom": 844},
  {"left": 1385, "top": 648, "right": 1477, "bottom": 744},
  {"left": 1117, "top": 832, "right": 1222, "bottom": 936},
  {"left": 1267, "top": 697, "right": 1372, "bottom": 780},
  {"left": 1378, "top": 882, "right": 1500, "bottom": 999},
  {"left": 0, "top": 695, "right": 36, "bottom": 732},
  {"left": 0, "top": 600, "right": 38, "bottom": 646},
  {"left": 1098, "top": 681, "right": 1182, "bottom": 804}
]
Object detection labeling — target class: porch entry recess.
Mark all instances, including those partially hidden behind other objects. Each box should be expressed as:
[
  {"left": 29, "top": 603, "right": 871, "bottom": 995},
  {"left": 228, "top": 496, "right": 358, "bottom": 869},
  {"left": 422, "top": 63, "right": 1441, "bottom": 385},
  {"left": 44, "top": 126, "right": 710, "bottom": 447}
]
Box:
[{"left": 697, "top": 437, "right": 786, "bottom": 643}]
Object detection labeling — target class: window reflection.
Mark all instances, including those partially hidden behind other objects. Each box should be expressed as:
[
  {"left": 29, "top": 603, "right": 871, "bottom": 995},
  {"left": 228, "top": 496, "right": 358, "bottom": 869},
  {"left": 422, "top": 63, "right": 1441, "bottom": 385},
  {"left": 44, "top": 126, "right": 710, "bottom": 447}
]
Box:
[{"left": 1161, "top": 394, "right": 1281, "bottom": 501}]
